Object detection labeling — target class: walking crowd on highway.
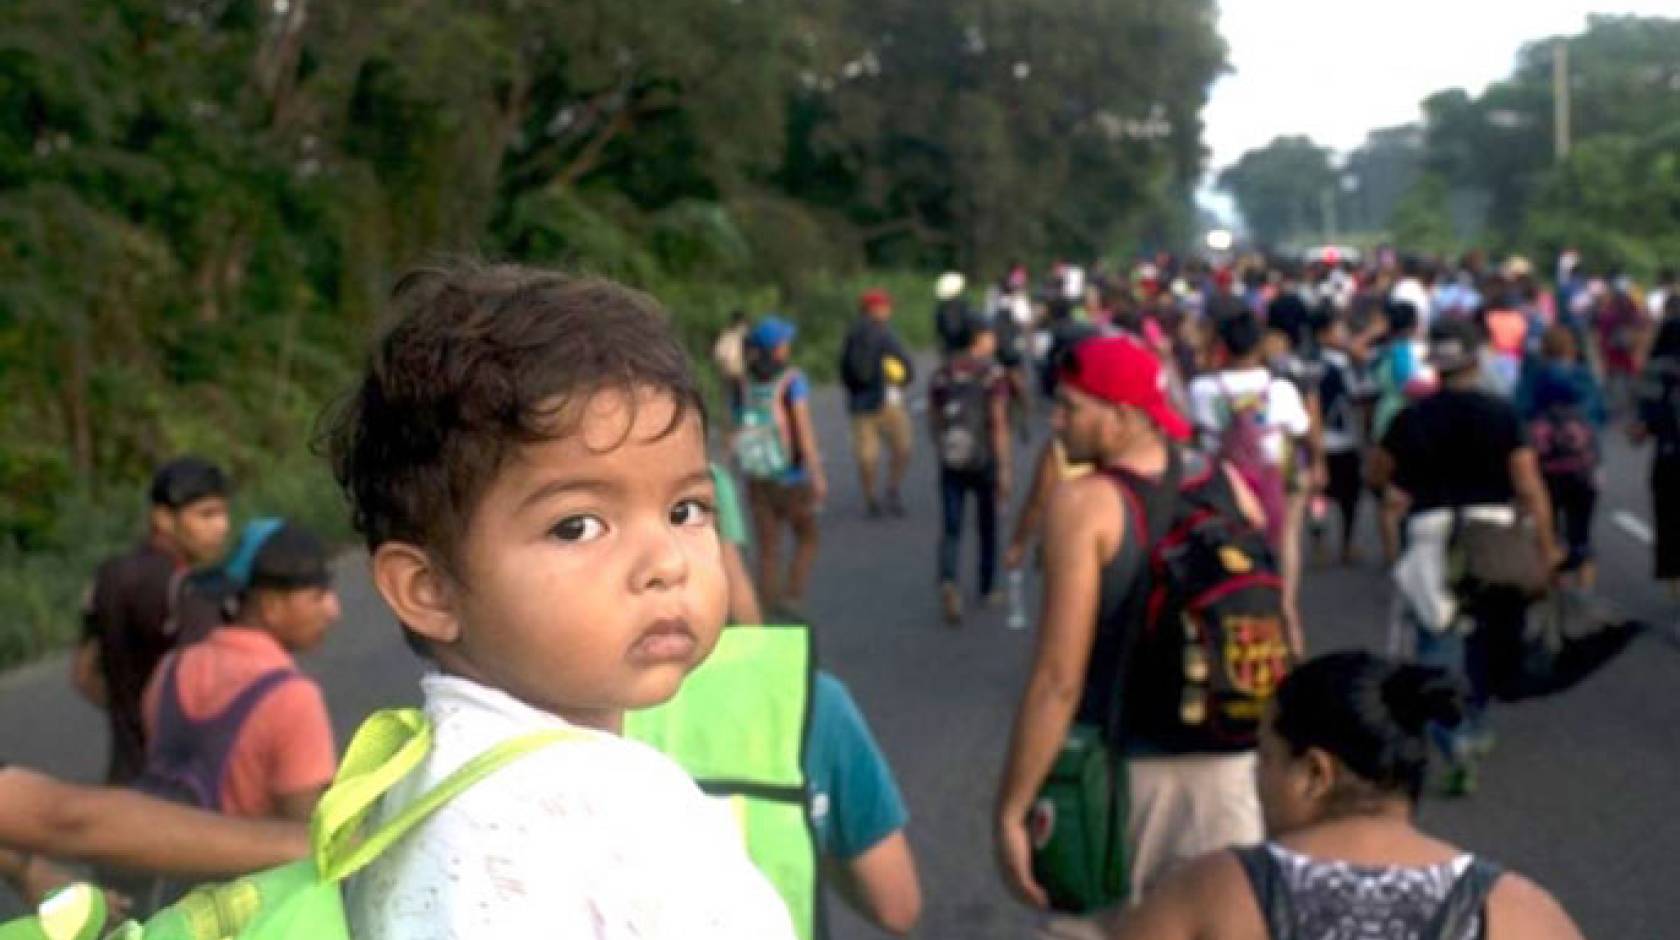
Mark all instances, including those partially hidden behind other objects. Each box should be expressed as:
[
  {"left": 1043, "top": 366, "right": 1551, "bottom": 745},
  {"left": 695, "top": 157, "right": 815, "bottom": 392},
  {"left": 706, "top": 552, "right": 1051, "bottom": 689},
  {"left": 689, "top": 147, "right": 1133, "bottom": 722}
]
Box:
[{"left": 6, "top": 246, "right": 1679, "bottom": 938}]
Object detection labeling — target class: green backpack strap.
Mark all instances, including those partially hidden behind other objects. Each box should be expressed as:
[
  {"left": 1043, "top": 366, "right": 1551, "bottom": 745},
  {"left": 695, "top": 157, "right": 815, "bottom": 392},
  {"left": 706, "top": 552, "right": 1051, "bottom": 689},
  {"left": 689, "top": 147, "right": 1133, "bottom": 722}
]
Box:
[{"left": 313, "top": 708, "right": 581, "bottom": 883}]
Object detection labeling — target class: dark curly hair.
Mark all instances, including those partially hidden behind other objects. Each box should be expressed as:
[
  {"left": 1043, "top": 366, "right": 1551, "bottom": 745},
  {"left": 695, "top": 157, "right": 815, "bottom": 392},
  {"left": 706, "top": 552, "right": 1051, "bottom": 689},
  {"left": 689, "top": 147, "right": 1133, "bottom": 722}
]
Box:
[{"left": 321, "top": 261, "right": 705, "bottom": 574}]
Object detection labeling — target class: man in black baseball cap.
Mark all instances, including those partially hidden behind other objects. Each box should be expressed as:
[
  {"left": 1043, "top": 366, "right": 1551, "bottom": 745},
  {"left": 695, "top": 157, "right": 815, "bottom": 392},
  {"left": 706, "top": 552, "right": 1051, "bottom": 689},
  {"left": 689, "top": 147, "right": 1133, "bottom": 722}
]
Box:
[{"left": 74, "top": 456, "right": 233, "bottom": 783}]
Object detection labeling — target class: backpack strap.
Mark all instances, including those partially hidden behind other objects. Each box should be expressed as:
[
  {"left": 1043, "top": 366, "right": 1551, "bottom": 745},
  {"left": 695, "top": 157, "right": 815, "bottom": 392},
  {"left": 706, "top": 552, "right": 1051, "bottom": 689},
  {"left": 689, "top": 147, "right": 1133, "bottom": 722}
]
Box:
[
  {"left": 1425, "top": 857, "right": 1504, "bottom": 940},
  {"left": 1232, "top": 845, "right": 1292, "bottom": 940},
  {"left": 774, "top": 369, "right": 799, "bottom": 456},
  {"left": 312, "top": 708, "right": 583, "bottom": 882},
  {"left": 1093, "top": 447, "right": 1185, "bottom": 738}
]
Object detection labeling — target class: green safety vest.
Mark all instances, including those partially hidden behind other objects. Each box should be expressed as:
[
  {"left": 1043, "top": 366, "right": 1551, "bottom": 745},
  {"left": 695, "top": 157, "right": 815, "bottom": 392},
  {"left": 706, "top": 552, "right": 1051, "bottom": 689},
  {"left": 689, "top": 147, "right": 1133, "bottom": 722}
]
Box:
[{"left": 624, "top": 625, "right": 822, "bottom": 940}]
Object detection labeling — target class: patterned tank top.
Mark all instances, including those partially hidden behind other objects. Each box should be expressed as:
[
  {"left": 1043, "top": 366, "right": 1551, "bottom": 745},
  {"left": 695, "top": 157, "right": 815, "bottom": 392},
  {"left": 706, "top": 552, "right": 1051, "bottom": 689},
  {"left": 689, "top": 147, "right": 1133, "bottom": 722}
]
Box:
[{"left": 1236, "top": 843, "right": 1503, "bottom": 940}]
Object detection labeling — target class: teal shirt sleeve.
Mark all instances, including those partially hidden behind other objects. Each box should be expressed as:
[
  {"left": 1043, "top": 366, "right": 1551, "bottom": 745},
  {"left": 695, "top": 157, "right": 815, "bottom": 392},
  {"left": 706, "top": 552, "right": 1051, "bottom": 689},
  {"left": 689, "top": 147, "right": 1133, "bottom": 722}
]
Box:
[
  {"left": 709, "top": 463, "right": 749, "bottom": 547},
  {"left": 805, "top": 671, "right": 909, "bottom": 860}
]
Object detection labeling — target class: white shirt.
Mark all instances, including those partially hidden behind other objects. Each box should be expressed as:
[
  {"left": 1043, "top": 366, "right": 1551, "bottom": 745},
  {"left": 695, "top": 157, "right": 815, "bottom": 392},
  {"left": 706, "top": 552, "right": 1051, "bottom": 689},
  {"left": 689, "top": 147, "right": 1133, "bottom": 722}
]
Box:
[
  {"left": 1649, "top": 288, "right": 1670, "bottom": 322},
  {"left": 1188, "top": 368, "right": 1311, "bottom": 467},
  {"left": 348, "top": 674, "right": 796, "bottom": 940},
  {"left": 1390, "top": 278, "right": 1434, "bottom": 327}
]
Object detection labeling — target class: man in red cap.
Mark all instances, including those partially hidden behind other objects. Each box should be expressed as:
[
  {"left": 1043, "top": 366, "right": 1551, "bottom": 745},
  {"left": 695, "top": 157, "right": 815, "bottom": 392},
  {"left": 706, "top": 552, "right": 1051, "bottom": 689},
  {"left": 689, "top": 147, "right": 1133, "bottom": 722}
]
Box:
[
  {"left": 995, "top": 334, "right": 1273, "bottom": 935},
  {"left": 839, "top": 288, "right": 917, "bottom": 517}
]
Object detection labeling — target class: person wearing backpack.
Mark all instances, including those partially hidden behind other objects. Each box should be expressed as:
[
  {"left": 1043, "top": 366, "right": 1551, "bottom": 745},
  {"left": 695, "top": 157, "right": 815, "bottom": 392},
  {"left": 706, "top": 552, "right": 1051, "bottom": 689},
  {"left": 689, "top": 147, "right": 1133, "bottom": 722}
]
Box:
[
  {"left": 934, "top": 271, "right": 972, "bottom": 358},
  {"left": 996, "top": 335, "right": 1286, "bottom": 936},
  {"left": 1307, "top": 310, "right": 1373, "bottom": 565},
  {"left": 1188, "top": 308, "right": 1312, "bottom": 654},
  {"left": 1517, "top": 327, "right": 1606, "bottom": 590},
  {"left": 839, "top": 289, "right": 916, "bottom": 518},
  {"left": 73, "top": 457, "right": 234, "bottom": 786},
  {"left": 1103, "top": 652, "right": 1586, "bottom": 940},
  {"left": 139, "top": 519, "right": 340, "bottom": 822},
  {"left": 1369, "top": 318, "right": 1563, "bottom": 796},
  {"left": 927, "top": 314, "right": 1013, "bottom": 625},
  {"left": 738, "top": 315, "right": 828, "bottom": 620}
]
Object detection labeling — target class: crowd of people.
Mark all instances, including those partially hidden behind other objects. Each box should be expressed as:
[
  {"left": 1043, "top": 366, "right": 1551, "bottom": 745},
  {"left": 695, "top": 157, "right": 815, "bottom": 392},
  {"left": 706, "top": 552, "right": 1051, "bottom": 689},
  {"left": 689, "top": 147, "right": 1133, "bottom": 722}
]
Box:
[{"left": 4, "top": 246, "right": 1675, "bottom": 938}]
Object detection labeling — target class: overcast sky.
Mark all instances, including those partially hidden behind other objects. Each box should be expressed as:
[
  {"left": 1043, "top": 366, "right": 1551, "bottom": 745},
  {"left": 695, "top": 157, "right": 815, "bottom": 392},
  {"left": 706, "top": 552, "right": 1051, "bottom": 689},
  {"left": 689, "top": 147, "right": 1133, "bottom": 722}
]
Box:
[{"left": 1199, "top": 1, "right": 1676, "bottom": 214}]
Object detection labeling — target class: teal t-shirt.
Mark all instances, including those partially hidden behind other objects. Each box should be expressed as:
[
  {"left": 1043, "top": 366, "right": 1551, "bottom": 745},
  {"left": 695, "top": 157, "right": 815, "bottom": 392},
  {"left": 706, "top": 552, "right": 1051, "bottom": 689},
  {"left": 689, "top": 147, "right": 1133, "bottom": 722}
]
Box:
[{"left": 806, "top": 672, "right": 909, "bottom": 860}]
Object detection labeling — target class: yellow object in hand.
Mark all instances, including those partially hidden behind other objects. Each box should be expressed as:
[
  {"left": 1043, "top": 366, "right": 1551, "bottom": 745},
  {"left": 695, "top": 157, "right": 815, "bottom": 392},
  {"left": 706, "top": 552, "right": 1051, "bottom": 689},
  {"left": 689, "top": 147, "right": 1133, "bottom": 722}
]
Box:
[{"left": 882, "top": 356, "right": 907, "bottom": 386}]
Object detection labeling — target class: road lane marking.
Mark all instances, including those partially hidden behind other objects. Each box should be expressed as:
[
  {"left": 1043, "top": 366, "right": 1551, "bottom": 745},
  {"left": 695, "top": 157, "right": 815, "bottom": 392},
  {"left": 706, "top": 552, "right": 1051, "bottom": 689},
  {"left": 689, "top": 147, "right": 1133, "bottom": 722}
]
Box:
[{"left": 1613, "top": 511, "right": 1655, "bottom": 546}]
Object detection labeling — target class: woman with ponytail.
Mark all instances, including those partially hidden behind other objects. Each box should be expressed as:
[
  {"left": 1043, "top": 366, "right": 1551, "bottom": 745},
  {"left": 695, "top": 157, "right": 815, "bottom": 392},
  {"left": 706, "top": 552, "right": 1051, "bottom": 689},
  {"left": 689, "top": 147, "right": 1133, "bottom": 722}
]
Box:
[{"left": 1105, "top": 652, "right": 1584, "bottom": 940}]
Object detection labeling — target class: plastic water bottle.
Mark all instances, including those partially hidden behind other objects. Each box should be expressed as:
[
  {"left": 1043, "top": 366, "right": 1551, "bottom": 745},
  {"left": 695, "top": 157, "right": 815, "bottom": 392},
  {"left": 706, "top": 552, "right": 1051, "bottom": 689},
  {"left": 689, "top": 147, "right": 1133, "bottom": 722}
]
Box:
[{"left": 1006, "top": 569, "right": 1028, "bottom": 631}]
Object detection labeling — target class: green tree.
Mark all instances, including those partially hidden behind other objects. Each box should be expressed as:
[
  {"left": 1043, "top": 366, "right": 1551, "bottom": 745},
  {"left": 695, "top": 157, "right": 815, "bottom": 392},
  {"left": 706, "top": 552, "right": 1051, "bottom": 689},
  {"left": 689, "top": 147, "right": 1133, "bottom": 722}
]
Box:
[{"left": 1217, "top": 135, "right": 1335, "bottom": 248}]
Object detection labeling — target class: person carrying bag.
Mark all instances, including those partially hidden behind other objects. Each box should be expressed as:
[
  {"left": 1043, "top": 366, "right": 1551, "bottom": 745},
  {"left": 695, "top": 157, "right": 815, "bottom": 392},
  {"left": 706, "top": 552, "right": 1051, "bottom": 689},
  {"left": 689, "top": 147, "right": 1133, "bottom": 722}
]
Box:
[{"left": 1, "top": 709, "right": 577, "bottom": 940}]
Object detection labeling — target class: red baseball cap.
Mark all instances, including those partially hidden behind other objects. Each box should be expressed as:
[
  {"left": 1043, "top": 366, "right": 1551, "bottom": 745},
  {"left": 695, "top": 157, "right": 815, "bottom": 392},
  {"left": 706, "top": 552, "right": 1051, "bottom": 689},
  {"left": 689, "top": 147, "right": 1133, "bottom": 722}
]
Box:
[
  {"left": 859, "top": 288, "right": 893, "bottom": 311},
  {"left": 1061, "top": 335, "right": 1191, "bottom": 441}
]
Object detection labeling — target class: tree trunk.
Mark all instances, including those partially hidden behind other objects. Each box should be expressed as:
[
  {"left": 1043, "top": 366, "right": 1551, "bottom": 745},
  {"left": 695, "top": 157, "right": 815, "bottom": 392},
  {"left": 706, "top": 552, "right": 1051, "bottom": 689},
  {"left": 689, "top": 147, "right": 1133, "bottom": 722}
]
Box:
[{"left": 60, "top": 308, "right": 94, "bottom": 482}]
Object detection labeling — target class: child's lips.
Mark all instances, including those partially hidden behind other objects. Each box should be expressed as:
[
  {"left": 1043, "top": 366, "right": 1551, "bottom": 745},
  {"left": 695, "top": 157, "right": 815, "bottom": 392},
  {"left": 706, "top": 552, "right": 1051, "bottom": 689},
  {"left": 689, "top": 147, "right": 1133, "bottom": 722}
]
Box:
[{"left": 629, "top": 618, "right": 698, "bottom": 664}]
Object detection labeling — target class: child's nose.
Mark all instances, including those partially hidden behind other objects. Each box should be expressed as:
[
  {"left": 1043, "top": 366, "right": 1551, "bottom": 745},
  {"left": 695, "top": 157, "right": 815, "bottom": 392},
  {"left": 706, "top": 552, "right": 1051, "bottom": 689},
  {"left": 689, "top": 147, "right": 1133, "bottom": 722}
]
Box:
[{"left": 633, "top": 524, "right": 690, "bottom": 591}]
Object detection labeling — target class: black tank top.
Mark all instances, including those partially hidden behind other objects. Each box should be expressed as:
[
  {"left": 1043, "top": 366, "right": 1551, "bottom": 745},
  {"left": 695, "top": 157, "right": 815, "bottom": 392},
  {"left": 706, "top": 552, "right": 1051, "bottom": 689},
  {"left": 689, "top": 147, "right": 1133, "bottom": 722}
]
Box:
[{"left": 1075, "top": 447, "right": 1183, "bottom": 738}]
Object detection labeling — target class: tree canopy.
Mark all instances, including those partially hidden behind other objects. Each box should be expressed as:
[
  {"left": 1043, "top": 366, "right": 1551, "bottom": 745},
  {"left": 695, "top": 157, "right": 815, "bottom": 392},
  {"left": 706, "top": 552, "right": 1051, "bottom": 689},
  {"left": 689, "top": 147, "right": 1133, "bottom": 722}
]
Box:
[
  {"left": 1218, "top": 14, "right": 1680, "bottom": 270},
  {"left": 0, "top": 0, "right": 1227, "bottom": 661}
]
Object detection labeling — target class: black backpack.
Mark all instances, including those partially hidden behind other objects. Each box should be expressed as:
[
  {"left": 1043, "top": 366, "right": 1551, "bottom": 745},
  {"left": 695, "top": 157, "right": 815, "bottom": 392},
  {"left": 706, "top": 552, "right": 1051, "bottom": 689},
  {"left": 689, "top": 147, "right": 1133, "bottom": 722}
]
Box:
[
  {"left": 936, "top": 299, "right": 971, "bottom": 353},
  {"left": 1111, "top": 461, "right": 1292, "bottom": 753},
  {"left": 935, "top": 362, "right": 995, "bottom": 472},
  {"left": 993, "top": 306, "right": 1026, "bottom": 368},
  {"left": 839, "top": 321, "right": 883, "bottom": 396},
  {"left": 1528, "top": 403, "right": 1597, "bottom": 484}
]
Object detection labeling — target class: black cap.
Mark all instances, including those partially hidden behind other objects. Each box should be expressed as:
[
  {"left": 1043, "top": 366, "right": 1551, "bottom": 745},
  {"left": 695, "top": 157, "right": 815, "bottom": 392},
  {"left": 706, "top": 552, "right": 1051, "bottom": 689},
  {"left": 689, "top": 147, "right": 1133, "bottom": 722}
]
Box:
[
  {"left": 227, "top": 519, "right": 331, "bottom": 593},
  {"left": 149, "top": 456, "right": 229, "bottom": 509}
]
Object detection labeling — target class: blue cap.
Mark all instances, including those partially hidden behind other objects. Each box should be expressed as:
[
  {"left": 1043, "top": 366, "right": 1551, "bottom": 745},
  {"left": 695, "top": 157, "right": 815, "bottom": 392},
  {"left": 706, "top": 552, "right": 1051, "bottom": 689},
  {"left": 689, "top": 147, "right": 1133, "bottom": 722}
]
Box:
[
  {"left": 748, "top": 316, "right": 796, "bottom": 349},
  {"left": 222, "top": 517, "right": 286, "bottom": 592}
]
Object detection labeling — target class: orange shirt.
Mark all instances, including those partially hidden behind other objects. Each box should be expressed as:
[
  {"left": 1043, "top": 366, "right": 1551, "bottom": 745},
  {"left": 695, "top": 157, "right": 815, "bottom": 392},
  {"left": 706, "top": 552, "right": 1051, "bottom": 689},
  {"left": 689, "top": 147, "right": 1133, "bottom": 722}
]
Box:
[{"left": 142, "top": 627, "right": 336, "bottom": 817}]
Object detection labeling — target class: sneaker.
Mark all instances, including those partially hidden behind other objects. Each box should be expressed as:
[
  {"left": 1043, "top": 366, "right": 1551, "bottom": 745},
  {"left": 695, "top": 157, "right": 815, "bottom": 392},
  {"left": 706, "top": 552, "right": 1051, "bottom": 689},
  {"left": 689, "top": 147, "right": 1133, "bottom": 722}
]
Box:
[
  {"left": 1440, "top": 762, "right": 1478, "bottom": 798},
  {"left": 941, "top": 583, "right": 962, "bottom": 626}
]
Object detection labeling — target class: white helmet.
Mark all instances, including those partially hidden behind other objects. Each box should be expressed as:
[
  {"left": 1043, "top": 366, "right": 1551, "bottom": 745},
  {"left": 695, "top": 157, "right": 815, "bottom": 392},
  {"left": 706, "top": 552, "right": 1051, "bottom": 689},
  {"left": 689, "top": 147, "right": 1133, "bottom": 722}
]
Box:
[{"left": 935, "top": 271, "right": 966, "bottom": 301}]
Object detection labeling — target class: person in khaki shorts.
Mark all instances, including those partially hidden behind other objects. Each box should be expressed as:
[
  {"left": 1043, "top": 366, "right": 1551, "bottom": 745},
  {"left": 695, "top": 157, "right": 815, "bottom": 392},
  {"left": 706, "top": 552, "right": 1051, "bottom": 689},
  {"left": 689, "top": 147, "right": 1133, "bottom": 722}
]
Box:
[
  {"left": 994, "top": 336, "right": 1266, "bottom": 937},
  {"left": 840, "top": 289, "right": 917, "bottom": 517}
]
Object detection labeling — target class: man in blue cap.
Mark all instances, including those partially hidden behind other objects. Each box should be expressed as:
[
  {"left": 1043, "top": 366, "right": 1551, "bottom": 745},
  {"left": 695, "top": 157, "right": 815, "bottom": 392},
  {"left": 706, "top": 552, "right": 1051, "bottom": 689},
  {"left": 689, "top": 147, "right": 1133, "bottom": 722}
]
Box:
[{"left": 734, "top": 316, "right": 828, "bottom": 620}]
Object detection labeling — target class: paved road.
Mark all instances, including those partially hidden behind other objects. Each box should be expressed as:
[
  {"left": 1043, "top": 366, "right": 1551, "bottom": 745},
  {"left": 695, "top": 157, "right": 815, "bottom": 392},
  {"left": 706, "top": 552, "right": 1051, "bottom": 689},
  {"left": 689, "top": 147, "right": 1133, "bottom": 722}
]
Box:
[{"left": 4, "top": 373, "right": 1677, "bottom": 937}]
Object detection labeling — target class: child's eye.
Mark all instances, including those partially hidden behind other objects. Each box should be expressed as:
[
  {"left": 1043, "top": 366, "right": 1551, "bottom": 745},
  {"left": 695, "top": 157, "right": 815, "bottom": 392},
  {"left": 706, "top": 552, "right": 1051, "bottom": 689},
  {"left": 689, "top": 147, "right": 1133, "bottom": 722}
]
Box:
[
  {"left": 551, "top": 515, "right": 607, "bottom": 543},
  {"left": 670, "top": 499, "right": 714, "bottom": 528}
]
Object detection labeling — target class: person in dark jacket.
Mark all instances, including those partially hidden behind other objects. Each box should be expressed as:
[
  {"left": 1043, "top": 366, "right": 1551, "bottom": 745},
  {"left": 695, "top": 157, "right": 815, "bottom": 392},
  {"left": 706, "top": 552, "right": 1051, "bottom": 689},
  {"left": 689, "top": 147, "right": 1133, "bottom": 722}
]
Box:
[{"left": 840, "top": 289, "right": 918, "bottom": 517}]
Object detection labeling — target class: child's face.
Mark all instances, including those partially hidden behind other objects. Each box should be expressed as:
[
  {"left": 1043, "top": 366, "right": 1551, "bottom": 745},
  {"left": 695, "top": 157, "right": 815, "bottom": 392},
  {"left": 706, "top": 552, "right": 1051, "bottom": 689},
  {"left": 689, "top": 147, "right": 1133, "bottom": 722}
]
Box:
[{"left": 445, "top": 388, "right": 725, "bottom": 730}]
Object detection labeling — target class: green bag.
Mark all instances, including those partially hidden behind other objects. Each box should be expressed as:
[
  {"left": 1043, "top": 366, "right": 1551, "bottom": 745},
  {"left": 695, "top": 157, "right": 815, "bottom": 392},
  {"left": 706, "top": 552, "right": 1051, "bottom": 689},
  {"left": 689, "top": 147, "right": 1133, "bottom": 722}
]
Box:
[
  {"left": 1, "top": 709, "right": 574, "bottom": 940},
  {"left": 1027, "top": 723, "right": 1129, "bottom": 915}
]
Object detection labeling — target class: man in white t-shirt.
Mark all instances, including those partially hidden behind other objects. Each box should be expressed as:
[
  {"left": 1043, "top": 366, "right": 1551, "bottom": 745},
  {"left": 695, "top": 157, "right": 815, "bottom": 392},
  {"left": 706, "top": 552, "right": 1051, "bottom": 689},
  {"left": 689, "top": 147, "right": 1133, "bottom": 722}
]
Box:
[
  {"left": 1188, "top": 312, "right": 1311, "bottom": 472},
  {"left": 1188, "top": 308, "right": 1312, "bottom": 652},
  {"left": 1389, "top": 257, "right": 1435, "bottom": 329}
]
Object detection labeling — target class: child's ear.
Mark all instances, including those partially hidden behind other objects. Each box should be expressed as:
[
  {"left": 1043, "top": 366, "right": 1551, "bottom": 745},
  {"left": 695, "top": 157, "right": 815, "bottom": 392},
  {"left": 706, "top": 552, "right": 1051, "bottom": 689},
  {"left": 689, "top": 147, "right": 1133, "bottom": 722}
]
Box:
[{"left": 371, "top": 542, "right": 461, "bottom": 644}]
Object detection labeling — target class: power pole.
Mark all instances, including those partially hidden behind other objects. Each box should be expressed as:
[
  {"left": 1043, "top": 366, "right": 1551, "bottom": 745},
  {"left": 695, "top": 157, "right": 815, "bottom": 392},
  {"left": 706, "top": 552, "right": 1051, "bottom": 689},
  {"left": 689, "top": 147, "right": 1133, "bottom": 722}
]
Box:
[{"left": 1553, "top": 38, "right": 1571, "bottom": 162}]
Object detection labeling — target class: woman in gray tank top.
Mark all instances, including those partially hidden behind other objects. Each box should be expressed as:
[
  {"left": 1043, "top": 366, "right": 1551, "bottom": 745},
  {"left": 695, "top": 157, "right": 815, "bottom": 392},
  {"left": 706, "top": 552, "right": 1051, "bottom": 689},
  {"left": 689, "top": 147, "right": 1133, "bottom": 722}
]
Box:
[{"left": 1103, "top": 652, "right": 1585, "bottom": 940}]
